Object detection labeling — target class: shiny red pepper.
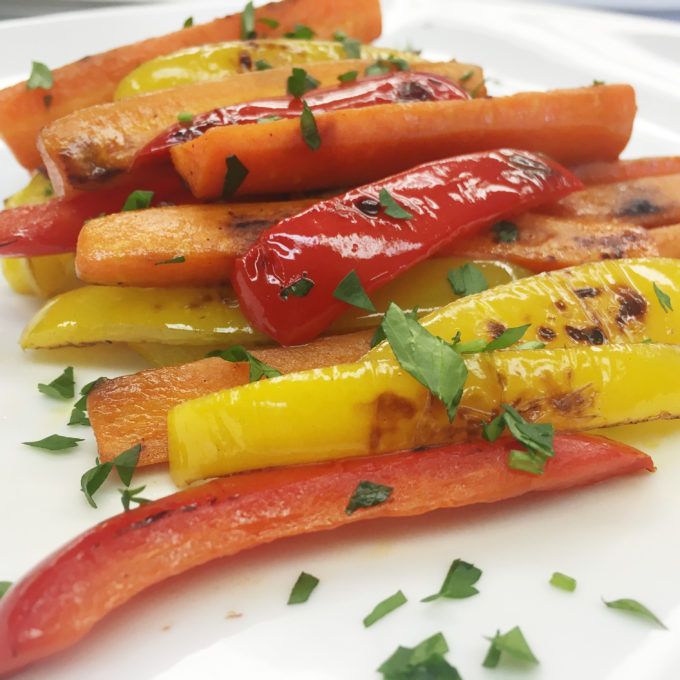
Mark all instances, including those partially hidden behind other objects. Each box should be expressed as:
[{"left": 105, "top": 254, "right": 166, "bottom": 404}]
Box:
[
  {"left": 0, "top": 434, "right": 651, "bottom": 677},
  {"left": 233, "top": 148, "right": 583, "bottom": 345},
  {"left": 0, "top": 168, "right": 195, "bottom": 257},
  {"left": 132, "top": 72, "right": 470, "bottom": 168}
]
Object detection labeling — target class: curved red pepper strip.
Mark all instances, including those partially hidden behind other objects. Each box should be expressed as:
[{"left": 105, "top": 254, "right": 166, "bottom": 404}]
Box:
[
  {"left": 0, "top": 434, "right": 651, "bottom": 677},
  {"left": 133, "top": 72, "right": 470, "bottom": 169},
  {"left": 0, "top": 168, "right": 195, "bottom": 258},
  {"left": 233, "top": 148, "right": 583, "bottom": 345}
]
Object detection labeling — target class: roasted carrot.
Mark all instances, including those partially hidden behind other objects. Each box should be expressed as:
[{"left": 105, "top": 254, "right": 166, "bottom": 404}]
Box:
[
  {"left": 572, "top": 156, "right": 680, "bottom": 185},
  {"left": 0, "top": 0, "right": 382, "bottom": 170},
  {"left": 545, "top": 173, "right": 680, "bottom": 227},
  {"left": 75, "top": 200, "right": 314, "bottom": 286},
  {"left": 40, "top": 61, "right": 482, "bottom": 196},
  {"left": 89, "top": 331, "right": 372, "bottom": 465},
  {"left": 0, "top": 434, "right": 652, "bottom": 677},
  {"left": 171, "top": 84, "right": 636, "bottom": 199}
]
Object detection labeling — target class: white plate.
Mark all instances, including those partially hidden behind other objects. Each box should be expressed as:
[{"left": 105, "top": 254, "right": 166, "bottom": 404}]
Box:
[{"left": 2, "top": 2, "right": 680, "bottom": 678}]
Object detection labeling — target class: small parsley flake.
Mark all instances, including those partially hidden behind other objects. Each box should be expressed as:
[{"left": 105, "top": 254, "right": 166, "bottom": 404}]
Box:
[
  {"left": 182, "top": 16, "right": 193, "bottom": 28},
  {"left": 122, "top": 190, "right": 154, "bottom": 211},
  {"left": 207, "top": 345, "right": 282, "bottom": 382},
  {"left": 37, "top": 366, "right": 75, "bottom": 399},
  {"left": 653, "top": 282, "right": 672, "bottom": 312},
  {"left": 422, "top": 559, "right": 482, "bottom": 602},
  {"left": 333, "top": 270, "right": 376, "bottom": 311},
  {"left": 287, "top": 571, "right": 319, "bottom": 604},
  {"left": 284, "top": 24, "right": 315, "bottom": 39},
  {"left": 280, "top": 274, "right": 314, "bottom": 299},
  {"left": 27, "top": 61, "right": 53, "bottom": 90},
  {"left": 363, "top": 590, "right": 407, "bottom": 627},
  {"left": 379, "top": 188, "right": 413, "bottom": 220},
  {"left": 346, "top": 480, "right": 393, "bottom": 515},
  {"left": 223, "top": 154, "right": 249, "bottom": 197},
  {"left": 23, "top": 434, "right": 84, "bottom": 452},
  {"left": 300, "top": 101, "right": 321, "bottom": 150},
  {"left": 155, "top": 255, "right": 186, "bottom": 265}
]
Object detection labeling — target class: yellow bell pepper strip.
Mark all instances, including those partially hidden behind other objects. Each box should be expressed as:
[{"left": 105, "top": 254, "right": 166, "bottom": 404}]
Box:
[
  {"left": 20, "top": 258, "right": 527, "bottom": 350},
  {"left": 115, "top": 40, "right": 419, "bottom": 99},
  {"left": 3, "top": 172, "right": 53, "bottom": 208},
  {"left": 168, "top": 343, "right": 680, "bottom": 485}
]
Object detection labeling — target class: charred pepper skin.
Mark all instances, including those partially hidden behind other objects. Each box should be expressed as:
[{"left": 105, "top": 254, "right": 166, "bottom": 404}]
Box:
[{"left": 232, "top": 149, "right": 583, "bottom": 346}]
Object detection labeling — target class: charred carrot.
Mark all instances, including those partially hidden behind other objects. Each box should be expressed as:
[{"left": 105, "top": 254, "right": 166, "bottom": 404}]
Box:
[
  {"left": 0, "top": 0, "right": 382, "bottom": 169},
  {"left": 572, "top": 156, "right": 680, "bottom": 185},
  {"left": 0, "top": 434, "right": 653, "bottom": 677},
  {"left": 171, "top": 84, "right": 635, "bottom": 199}
]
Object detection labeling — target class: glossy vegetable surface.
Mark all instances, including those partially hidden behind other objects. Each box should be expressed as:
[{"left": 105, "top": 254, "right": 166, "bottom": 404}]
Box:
[
  {"left": 0, "top": 434, "right": 652, "bottom": 676},
  {"left": 171, "top": 84, "right": 634, "bottom": 199},
  {"left": 573, "top": 156, "right": 680, "bottom": 185},
  {"left": 233, "top": 149, "right": 581, "bottom": 345}
]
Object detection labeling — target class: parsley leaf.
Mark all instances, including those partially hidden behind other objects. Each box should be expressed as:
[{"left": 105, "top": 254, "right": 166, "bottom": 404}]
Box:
[
  {"left": 550, "top": 572, "right": 577, "bottom": 592},
  {"left": 300, "top": 101, "right": 321, "bottom": 150},
  {"left": 379, "top": 188, "right": 413, "bottom": 220},
  {"left": 378, "top": 633, "right": 460, "bottom": 679},
  {"left": 338, "top": 70, "right": 359, "bottom": 83},
  {"left": 257, "top": 114, "right": 283, "bottom": 124},
  {"left": 207, "top": 345, "right": 282, "bottom": 382},
  {"left": 460, "top": 70, "right": 474, "bottom": 82},
  {"left": 284, "top": 24, "right": 315, "bottom": 39},
  {"left": 483, "top": 626, "right": 539, "bottom": 668},
  {"left": 422, "top": 559, "right": 482, "bottom": 602},
  {"left": 333, "top": 270, "right": 376, "bottom": 311},
  {"left": 508, "top": 449, "right": 545, "bottom": 475},
  {"left": 287, "top": 67, "right": 320, "bottom": 98},
  {"left": 68, "top": 407, "right": 90, "bottom": 427},
  {"left": 80, "top": 444, "right": 142, "bottom": 508},
  {"left": 515, "top": 340, "right": 546, "bottom": 350},
  {"left": 258, "top": 16, "right": 280, "bottom": 29},
  {"left": 255, "top": 59, "right": 272, "bottom": 70},
  {"left": 122, "top": 190, "right": 154, "bottom": 211},
  {"left": 381, "top": 303, "right": 468, "bottom": 421},
  {"left": 447, "top": 263, "right": 488, "bottom": 297},
  {"left": 120, "top": 485, "right": 151, "bottom": 512},
  {"left": 603, "top": 597, "right": 667, "bottom": 629},
  {"left": 287, "top": 571, "right": 319, "bottom": 604},
  {"left": 23, "top": 434, "right": 83, "bottom": 451},
  {"left": 27, "top": 61, "right": 53, "bottom": 90},
  {"left": 81, "top": 377, "right": 107, "bottom": 396},
  {"left": 363, "top": 590, "right": 407, "bottom": 627},
  {"left": 345, "top": 480, "right": 393, "bottom": 515},
  {"left": 653, "top": 282, "right": 673, "bottom": 312},
  {"left": 155, "top": 255, "right": 186, "bottom": 265},
  {"left": 113, "top": 443, "right": 143, "bottom": 486},
  {"left": 281, "top": 274, "right": 314, "bottom": 299},
  {"left": 370, "top": 307, "right": 418, "bottom": 348},
  {"left": 333, "top": 31, "right": 362, "bottom": 58},
  {"left": 182, "top": 16, "right": 193, "bottom": 28},
  {"left": 365, "top": 56, "right": 409, "bottom": 76},
  {"left": 485, "top": 324, "right": 531, "bottom": 351},
  {"left": 492, "top": 220, "right": 519, "bottom": 243},
  {"left": 177, "top": 111, "right": 193, "bottom": 124},
  {"left": 38, "top": 365, "right": 74, "bottom": 399},
  {"left": 223, "top": 154, "right": 249, "bottom": 197},
  {"left": 0, "top": 582, "right": 11, "bottom": 599},
  {"left": 592, "top": 79, "right": 605, "bottom": 86},
  {"left": 240, "top": 0, "right": 256, "bottom": 39}
]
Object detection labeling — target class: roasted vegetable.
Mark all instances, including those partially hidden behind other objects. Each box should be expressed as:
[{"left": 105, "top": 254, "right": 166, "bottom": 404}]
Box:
[
  {"left": 572, "top": 156, "right": 680, "bottom": 185},
  {"left": 171, "top": 84, "right": 635, "bottom": 199},
  {"left": 0, "top": 433, "right": 652, "bottom": 676}
]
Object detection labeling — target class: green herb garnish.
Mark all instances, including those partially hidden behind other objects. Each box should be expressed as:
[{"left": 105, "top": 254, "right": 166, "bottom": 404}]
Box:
[
  {"left": 257, "top": 114, "right": 284, "bottom": 123},
  {"left": 370, "top": 307, "right": 418, "bottom": 348},
  {"left": 68, "top": 407, "right": 90, "bottom": 427},
  {"left": 447, "top": 263, "right": 488, "bottom": 297},
  {"left": 23, "top": 434, "right": 84, "bottom": 452},
  {"left": 485, "top": 324, "right": 531, "bottom": 351},
  {"left": 258, "top": 16, "right": 280, "bottom": 29},
  {"left": 492, "top": 220, "right": 519, "bottom": 243},
  {"left": 603, "top": 597, "right": 667, "bottom": 629},
  {"left": 363, "top": 590, "right": 407, "bottom": 627},
  {"left": 550, "top": 572, "right": 577, "bottom": 592},
  {"left": 207, "top": 345, "right": 282, "bottom": 382},
  {"left": 122, "top": 190, "right": 154, "bottom": 211},
  {"left": 255, "top": 59, "right": 272, "bottom": 70},
  {"left": 38, "top": 366, "right": 74, "bottom": 399},
  {"left": 27, "top": 61, "right": 53, "bottom": 90},
  {"left": 338, "top": 70, "right": 359, "bottom": 83},
  {"left": 378, "top": 633, "right": 460, "bottom": 679},
  {"left": 177, "top": 111, "right": 193, "bottom": 124},
  {"left": 223, "top": 154, "right": 249, "bottom": 197},
  {"left": 422, "top": 558, "right": 482, "bottom": 602},
  {"left": 379, "top": 188, "right": 413, "bottom": 219},
  {"left": 365, "top": 56, "right": 409, "bottom": 76},
  {"left": 515, "top": 340, "right": 546, "bottom": 350},
  {"left": 120, "top": 485, "right": 151, "bottom": 512},
  {"left": 182, "top": 16, "right": 193, "bottom": 28},
  {"left": 483, "top": 626, "right": 539, "bottom": 668},
  {"left": 653, "top": 282, "right": 673, "bottom": 312},
  {"left": 333, "top": 31, "right": 362, "bottom": 58},
  {"left": 300, "top": 101, "right": 321, "bottom": 150},
  {"left": 281, "top": 274, "right": 314, "bottom": 299},
  {"left": 0, "top": 582, "right": 11, "bottom": 599},
  {"left": 80, "top": 444, "right": 142, "bottom": 508},
  {"left": 155, "top": 255, "right": 186, "bottom": 265},
  {"left": 284, "top": 24, "right": 315, "bottom": 39},
  {"left": 460, "top": 70, "right": 474, "bottom": 82},
  {"left": 287, "top": 571, "right": 319, "bottom": 604},
  {"left": 333, "top": 270, "right": 376, "bottom": 311},
  {"left": 240, "top": 1, "right": 256, "bottom": 39},
  {"left": 345, "top": 480, "right": 393, "bottom": 515},
  {"left": 287, "top": 67, "right": 320, "bottom": 98},
  {"left": 592, "top": 79, "right": 605, "bottom": 86}
]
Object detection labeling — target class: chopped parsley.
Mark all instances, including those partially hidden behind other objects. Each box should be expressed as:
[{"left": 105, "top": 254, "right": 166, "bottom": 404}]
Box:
[
  {"left": 492, "top": 220, "right": 519, "bottom": 243},
  {"left": 422, "top": 559, "right": 482, "bottom": 602},
  {"left": 68, "top": 407, "right": 90, "bottom": 427},
  {"left": 23, "top": 434, "right": 83, "bottom": 452},
  {"left": 592, "top": 79, "right": 605, "bottom": 86},
  {"left": 550, "top": 572, "right": 577, "bottom": 592},
  {"left": 380, "top": 303, "right": 467, "bottom": 421},
  {"left": 300, "top": 101, "right": 321, "bottom": 150},
  {"left": 603, "top": 597, "right": 667, "bottom": 629},
  {"left": 370, "top": 307, "right": 418, "bottom": 348},
  {"left": 258, "top": 16, "right": 280, "bottom": 29},
  {"left": 281, "top": 274, "right": 314, "bottom": 299},
  {"left": 223, "top": 154, "right": 249, "bottom": 197},
  {"left": 120, "top": 485, "right": 151, "bottom": 512},
  {"left": 460, "top": 70, "right": 474, "bottom": 82},
  {"left": 177, "top": 111, "right": 193, "bottom": 124},
  {"left": 257, "top": 114, "right": 283, "bottom": 123},
  {"left": 345, "top": 480, "right": 393, "bottom": 515},
  {"left": 69, "top": 376, "right": 106, "bottom": 426},
  {"left": 0, "top": 582, "right": 11, "bottom": 598},
  {"left": 333, "top": 270, "right": 376, "bottom": 312},
  {"left": 363, "top": 590, "right": 407, "bottom": 627},
  {"left": 284, "top": 24, "right": 315, "bottom": 39},
  {"left": 447, "top": 263, "right": 488, "bottom": 297},
  {"left": 27, "top": 61, "right": 53, "bottom": 90},
  {"left": 483, "top": 626, "right": 539, "bottom": 667},
  {"left": 287, "top": 571, "right": 319, "bottom": 604},
  {"left": 38, "top": 365, "right": 74, "bottom": 399},
  {"left": 287, "top": 67, "right": 320, "bottom": 98},
  {"left": 365, "top": 56, "right": 409, "bottom": 76},
  {"left": 485, "top": 324, "right": 531, "bottom": 351},
  {"left": 378, "top": 633, "right": 460, "bottom": 679},
  {"left": 155, "top": 255, "right": 186, "bottom": 265},
  {"left": 240, "top": 1, "right": 256, "bottom": 39},
  {"left": 182, "top": 16, "right": 193, "bottom": 28},
  {"left": 379, "top": 188, "right": 413, "bottom": 219},
  {"left": 338, "top": 70, "right": 359, "bottom": 83},
  {"left": 450, "top": 325, "right": 532, "bottom": 354},
  {"left": 255, "top": 59, "right": 272, "bottom": 70},
  {"left": 207, "top": 345, "right": 282, "bottom": 382},
  {"left": 80, "top": 444, "right": 142, "bottom": 508},
  {"left": 122, "top": 190, "right": 154, "bottom": 211},
  {"left": 653, "top": 282, "right": 672, "bottom": 312},
  {"left": 333, "top": 31, "right": 362, "bottom": 59}
]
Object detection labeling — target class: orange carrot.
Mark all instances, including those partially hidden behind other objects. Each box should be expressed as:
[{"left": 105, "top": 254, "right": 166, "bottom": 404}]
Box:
[
  {"left": 89, "top": 331, "right": 371, "bottom": 465},
  {"left": 0, "top": 0, "right": 382, "bottom": 169},
  {"left": 40, "top": 61, "right": 482, "bottom": 196},
  {"left": 170, "top": 84, "right": 636, "bottom": 199},
  {"left": 573, "top": 156, "right": 680, "bottom": 185}
]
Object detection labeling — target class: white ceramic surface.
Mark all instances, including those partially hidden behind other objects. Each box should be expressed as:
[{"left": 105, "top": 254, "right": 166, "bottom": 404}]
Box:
[{"left": 2, "top": 2, "right": 680, "bottom": 678}]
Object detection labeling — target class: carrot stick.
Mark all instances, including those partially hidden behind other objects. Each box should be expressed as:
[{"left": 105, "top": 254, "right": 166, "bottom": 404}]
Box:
[
  {"left": 572, "top": 156, "right": 680, "bottom": 185},
  {"left": 170, "top": 84, "right": 636, "bottom": 199},
  {"left": 89, "top": 331, "right": 372, "bottom": 465},
  {"left": 0, "top": 433, "right": 652, "bottom": 677},
  {"left": 39, "top": 61, "right": 482, "bottom": 196},
  {"left": 0, "top": 0, "right": 382, "bottom": 170}
]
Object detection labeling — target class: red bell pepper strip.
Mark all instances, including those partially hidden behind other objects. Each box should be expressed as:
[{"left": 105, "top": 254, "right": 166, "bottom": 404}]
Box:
[
  {"left": 0, "top": 167, "right": 195, "bottom": 258},
  {"left": 233, "top": 148, "right": 583, "bottom": 345},
  {"left": 132, "top": 72, "right": 470, "bottom": 169},
  {"left": 0, "top": 433, "right": 651, "bottom": 677}
]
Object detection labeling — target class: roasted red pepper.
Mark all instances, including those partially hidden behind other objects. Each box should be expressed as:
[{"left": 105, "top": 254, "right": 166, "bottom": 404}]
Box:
[
  {"left": 233, "top": 148, "right": 583, "bottom": 345},
  {"left": 0, "top": 434, "right": 652, "bottom": 677},
  {"left": 133, "top": 72, "right": 470, "bottom": 169},
  {"left": 0, "top": 168, "right": 195, "bottom": 257}
]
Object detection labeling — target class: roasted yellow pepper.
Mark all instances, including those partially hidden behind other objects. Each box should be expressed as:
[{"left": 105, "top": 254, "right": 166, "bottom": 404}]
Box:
[
  {"left": 115, "top": 40, "right": 418, "bottom": 99},
  {"left": 21, "top": 258, "right": 527, "bottom": 351},
  {"left": 166, "top": 258, "right": 680, "bottom": 484}
]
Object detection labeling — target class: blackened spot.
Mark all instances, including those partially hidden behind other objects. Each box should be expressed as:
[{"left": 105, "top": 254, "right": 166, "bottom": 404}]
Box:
[
  {"left": 397, "top": 81, "right": 434, "bottom": 101},
  {"left": 537, "top": 326, "right": 556, "bottom": 341},
  {"left": 555, "top": 300, "right": 567, "bottom": 311},
  {"left": 130, "top": 510, "right": 170, "bottom": 530},
  {"left": 355, "top": 197, "right": 380, "bottom": 217},
  {"left": 565, "top": 325, "right": 605, "bottom": 345},
  {"left": 616, "top": 287, "right": 647, "bottom": 327},
  {"left": 618, "top": 198, "right": 660, "bottom": 217},
  {"left": 43, "top": 94, "right": 53, "bottom": 109},
  {"left": 239, "top": 51, "right": 253, "bottom": 70},
  {"left": 487, "top": 320, "right": 506, "bottom": 339},
  {"left": 232, "top": 218, "right": 272, "bottom": 231},
  {"left": 68, "top": 166, "right": 122, "bottom": 186},
  {"left": 0, "top": 239, "right": 18, "bottom": 249},
  {"left": 574, "top": 287, "right": 600, "bottom": 298}
]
